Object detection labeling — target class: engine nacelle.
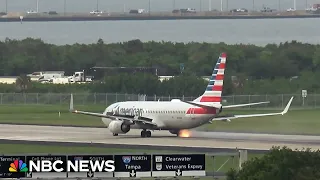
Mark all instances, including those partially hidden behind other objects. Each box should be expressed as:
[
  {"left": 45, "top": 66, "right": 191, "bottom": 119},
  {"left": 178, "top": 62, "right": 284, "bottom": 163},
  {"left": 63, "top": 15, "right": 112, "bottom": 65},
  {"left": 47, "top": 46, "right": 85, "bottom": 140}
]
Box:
[{"left": 108, "top": 121, "right": 131, "bottom": 134}]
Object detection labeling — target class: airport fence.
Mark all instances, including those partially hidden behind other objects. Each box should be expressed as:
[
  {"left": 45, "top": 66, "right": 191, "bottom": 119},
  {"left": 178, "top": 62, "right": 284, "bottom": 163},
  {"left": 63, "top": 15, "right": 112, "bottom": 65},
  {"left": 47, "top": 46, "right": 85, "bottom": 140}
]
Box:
[{"left": 0, "top": 93, "right": 319, "bottom": 109}]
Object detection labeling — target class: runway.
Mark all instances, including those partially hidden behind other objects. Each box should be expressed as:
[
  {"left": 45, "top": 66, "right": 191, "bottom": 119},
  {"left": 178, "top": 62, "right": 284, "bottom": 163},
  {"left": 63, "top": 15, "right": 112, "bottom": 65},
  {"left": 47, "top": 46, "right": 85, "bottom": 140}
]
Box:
[{"left": 1, "top": 124, "right": 320, "bottom": 152}]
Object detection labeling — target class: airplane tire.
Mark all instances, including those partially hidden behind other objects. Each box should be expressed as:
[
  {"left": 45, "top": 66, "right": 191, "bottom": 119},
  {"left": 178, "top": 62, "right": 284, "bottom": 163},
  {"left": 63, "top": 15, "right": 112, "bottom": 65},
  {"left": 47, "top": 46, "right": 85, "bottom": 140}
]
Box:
[
  {"left": 141, "top": 131, "right": 146, "bottom": 138},
  {"left": 146, "top": 131, "right": 151, "bottom": 137},
  {"left": 141, "top": 130, "right": 151, "bottom": 138},
  {"left": 113, "top": 133, "right": 118, "bottom": 136}
]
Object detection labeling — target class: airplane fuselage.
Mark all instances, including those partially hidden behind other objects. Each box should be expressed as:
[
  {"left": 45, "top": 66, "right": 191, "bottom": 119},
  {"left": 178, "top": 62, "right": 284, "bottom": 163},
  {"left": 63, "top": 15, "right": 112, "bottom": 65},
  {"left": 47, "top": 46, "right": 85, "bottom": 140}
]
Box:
[
  {"left": 69, "top": 52, "right": 293, "bottom": 138},
  {"left": 101, "top": 100, "right": 221, "bottom": 130}
]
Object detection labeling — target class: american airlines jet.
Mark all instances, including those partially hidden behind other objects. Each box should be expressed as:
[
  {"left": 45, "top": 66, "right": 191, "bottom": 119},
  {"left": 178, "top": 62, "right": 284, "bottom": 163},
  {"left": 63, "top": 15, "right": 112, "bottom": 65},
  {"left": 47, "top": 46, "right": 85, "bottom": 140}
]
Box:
[{"left": 70, "top": 53, "right": 293, "bottom": 138}]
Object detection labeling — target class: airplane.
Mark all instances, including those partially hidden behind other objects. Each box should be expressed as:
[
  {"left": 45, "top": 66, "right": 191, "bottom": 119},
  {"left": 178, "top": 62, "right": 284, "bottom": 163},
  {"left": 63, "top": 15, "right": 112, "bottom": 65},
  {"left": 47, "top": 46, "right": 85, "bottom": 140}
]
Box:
[{"left": 69, "top": 52, "right": 294, "bottom": 138}]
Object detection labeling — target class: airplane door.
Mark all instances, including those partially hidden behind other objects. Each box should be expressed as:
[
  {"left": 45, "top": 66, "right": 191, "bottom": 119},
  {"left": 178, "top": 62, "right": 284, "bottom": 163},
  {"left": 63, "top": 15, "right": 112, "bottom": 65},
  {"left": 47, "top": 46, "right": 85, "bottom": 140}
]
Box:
[{"left": 188, "top": 108, "right": 195, "bottom": 118}]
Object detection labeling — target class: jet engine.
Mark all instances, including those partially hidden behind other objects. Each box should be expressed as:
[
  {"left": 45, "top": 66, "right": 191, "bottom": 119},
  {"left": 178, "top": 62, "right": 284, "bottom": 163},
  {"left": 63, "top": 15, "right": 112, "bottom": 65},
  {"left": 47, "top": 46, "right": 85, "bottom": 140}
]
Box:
[{"left": 108, "top": 121, "right": 131, "bottom": 134}]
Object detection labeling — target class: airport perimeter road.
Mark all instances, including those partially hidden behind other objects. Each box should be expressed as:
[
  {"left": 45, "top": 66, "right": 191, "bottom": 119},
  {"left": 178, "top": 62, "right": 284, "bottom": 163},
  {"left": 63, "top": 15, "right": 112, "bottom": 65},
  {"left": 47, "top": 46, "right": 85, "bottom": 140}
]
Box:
[{"left": 0, "top": 124, "right": 319, "bottom": 151}]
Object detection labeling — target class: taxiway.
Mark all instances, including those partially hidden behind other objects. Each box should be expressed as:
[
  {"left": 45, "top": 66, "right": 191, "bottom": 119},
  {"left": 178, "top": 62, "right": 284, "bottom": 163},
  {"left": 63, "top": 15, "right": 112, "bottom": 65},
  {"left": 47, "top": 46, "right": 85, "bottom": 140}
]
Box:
[{"left": 0, "top": 124, "right": 319, "bottom": 151}]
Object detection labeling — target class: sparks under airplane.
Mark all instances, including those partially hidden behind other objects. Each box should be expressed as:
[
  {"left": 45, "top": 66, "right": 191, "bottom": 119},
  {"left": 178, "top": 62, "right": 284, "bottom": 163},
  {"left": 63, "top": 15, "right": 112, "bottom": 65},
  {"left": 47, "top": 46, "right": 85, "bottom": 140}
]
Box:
[{"left": 69, "top": 52, "right": 294, "bottom": 138}]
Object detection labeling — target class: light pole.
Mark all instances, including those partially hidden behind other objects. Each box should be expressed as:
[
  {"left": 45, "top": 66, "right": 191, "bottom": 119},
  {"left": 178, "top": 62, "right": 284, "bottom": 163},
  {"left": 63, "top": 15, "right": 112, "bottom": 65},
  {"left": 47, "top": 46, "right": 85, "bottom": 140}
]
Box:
[
  {"left": 96, "top": 0, "right": 99, "bottom": 11},
  {"left": 64, "top": 0, "right": 66, "bottom": 15},
  {"left": 252, "top": 0, "right": 255, "bottom": 11},
  {"left": 173, "top": 0, "right": 175, "bottom": 10},
  {"left": 148, "top": 0, "right": 151, "bottom": 15},
  {"left": 305, "top": 0, "right": 308, "bottom": 9},
  {"left": 5, "top": 0, "right": 7, "bottom": 14},
  {"left": 36, "top": 0, "right": 39, "bottom": 12}
]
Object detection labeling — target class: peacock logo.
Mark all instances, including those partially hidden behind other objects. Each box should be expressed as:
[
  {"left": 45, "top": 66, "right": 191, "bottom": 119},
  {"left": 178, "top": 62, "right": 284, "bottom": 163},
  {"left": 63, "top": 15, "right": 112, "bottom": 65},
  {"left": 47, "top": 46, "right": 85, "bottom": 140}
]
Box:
[{"left": 9, "top": 160, "right": 28, "bottom": 172}]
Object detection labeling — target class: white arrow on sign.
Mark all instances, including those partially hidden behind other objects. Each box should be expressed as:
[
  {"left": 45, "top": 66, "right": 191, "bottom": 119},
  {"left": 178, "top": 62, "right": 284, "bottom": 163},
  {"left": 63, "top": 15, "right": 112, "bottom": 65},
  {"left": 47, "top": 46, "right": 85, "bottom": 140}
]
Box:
[
  {"left": 130, "top": 170, "right": 136, "bottom": 177},
  {"left": 176, "top": 169, "right": 182, "bottom": 176},
  {"left": 87, "top": 170, "right": 94, "bottom": 178}
]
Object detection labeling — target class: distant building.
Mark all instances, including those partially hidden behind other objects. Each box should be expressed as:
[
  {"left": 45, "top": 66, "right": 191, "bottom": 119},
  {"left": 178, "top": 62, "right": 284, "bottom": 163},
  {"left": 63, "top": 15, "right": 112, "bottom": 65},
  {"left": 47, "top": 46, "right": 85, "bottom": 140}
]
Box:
[{"left": 0, "top": 76, "right": 18, "bottom": 84}]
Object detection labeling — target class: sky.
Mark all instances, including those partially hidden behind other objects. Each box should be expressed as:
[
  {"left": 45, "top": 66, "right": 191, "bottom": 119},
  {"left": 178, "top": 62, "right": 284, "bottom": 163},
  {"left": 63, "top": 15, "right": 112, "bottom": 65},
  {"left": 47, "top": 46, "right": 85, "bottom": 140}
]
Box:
[{"left": 0, "top": 0, "right": 318, "bottom": 13}]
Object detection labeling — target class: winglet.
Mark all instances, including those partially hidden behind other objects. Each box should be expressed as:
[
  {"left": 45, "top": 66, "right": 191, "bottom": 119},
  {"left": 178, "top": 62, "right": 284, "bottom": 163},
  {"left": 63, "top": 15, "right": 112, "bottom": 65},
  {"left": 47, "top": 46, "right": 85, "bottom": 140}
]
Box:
[
  {"left": 69, "top": 94, "right": 74, "bottom": 112},
  {"left": 281, "top": 96, "right": 294, "bottom": 115}
]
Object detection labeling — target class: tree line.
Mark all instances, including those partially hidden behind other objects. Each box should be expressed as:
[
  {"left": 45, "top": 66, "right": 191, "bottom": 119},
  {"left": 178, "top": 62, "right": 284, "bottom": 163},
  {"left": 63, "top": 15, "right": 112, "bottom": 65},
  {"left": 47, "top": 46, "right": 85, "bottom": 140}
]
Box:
[
  {"left": 0, "top": 38, "right": 319, "bottom": 96},
  {"left": 227, "top": 147, "right": 320, "bottom": 180}
]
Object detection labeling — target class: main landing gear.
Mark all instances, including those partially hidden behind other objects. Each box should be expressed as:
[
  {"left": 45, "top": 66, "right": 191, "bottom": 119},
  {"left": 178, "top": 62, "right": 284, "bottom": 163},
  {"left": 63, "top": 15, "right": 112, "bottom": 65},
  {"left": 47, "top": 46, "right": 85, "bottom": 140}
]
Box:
[
  {"left": 141, "top": 129, "right": 151, "bottom": 138},
  {"left": 113, "top": 133, "right": 118, "bottom": 136}
]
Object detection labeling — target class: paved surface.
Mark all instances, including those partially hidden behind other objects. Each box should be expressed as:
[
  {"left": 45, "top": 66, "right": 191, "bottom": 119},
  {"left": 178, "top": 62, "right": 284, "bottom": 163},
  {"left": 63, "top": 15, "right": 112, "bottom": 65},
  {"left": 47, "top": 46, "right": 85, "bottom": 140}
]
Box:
[
  {"left": 0, "top": 124, "right": 319, "bottom": 151},
  {"left": 0, "top": 122, "right": 318, "bottom": 136},
  {"left": 1, "top": 12, "right": 320, "bottom": 22}
]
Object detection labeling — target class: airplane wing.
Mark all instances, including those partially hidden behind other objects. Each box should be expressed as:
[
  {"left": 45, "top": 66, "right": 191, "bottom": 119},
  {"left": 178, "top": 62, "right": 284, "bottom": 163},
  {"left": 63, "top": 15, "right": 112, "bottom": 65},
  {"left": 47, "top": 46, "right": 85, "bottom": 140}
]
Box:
[
  {"left": 209, "top": 97, "right": 293, "bottom": 123},
  {"left": 223, "top": 101, "right": 270, "bottom": 108},
  {"left": 69, "top": 94, "right": 158, "bottom": 127}
]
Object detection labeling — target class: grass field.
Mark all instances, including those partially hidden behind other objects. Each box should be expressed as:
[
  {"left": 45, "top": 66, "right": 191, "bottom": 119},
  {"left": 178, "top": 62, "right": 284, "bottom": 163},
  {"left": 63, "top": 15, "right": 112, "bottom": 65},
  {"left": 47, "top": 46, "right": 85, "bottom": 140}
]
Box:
[
  {"left": 0, "top": 104, "right": 319, "bottom": 135},
  {"left": 0, "top": 143, "right": 264, "bottom": 173}
]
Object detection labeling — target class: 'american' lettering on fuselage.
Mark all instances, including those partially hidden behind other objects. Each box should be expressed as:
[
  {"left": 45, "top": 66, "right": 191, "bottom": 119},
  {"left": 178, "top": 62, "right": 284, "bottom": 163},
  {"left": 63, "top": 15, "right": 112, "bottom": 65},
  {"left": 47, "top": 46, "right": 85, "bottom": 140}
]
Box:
[{"left": 113, "top": 107, "right": 144, "bottom": 117}]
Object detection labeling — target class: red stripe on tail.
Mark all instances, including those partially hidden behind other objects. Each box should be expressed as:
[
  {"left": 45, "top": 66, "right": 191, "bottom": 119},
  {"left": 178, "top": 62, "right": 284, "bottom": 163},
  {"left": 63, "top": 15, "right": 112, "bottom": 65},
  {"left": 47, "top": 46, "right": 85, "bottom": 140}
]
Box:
[
  {"left": 219, "top": 63, "right": 225, "bottom": 69},
  {"left": 200, "top": 96, "right": 221, "bottom": 102},
  {"left": 216, "top": 75, "right": 224, "bottom": 80},
  {"left": 212, "top": 85, "right": 223, "bottom": 91}
]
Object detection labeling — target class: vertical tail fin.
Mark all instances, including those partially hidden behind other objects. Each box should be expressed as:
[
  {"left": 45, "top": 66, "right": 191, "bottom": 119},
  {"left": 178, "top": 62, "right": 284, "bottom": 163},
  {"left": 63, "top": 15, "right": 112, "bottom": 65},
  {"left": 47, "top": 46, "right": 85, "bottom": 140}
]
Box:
[{"left": 193, "top": 52, "right": 227, "bottom": 103}]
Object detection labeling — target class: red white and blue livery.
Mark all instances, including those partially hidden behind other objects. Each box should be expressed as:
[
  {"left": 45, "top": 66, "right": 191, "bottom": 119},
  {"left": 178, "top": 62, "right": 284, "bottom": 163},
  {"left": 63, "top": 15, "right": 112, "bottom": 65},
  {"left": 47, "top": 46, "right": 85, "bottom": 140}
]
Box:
[{"left": 70, "top": 53, "right": 293, "bottom": 138}]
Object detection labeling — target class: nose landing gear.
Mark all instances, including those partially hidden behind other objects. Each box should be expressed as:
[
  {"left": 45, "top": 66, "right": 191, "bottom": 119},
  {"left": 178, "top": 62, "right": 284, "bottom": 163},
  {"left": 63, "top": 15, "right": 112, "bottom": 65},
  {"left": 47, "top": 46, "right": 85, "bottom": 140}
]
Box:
[{"left": 141, "top": 129, "right": 151, "bottom": 138}]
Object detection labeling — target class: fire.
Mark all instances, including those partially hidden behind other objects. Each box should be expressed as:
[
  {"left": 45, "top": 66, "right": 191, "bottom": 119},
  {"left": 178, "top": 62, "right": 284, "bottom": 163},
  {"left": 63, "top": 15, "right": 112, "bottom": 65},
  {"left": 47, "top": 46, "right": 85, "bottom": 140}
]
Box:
[{"left": 178, "top": 130, "right": 191, "bottom": 138}]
